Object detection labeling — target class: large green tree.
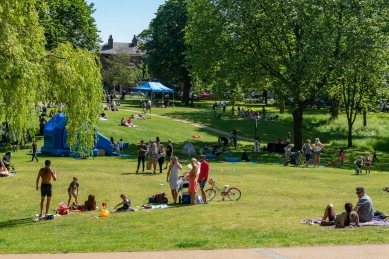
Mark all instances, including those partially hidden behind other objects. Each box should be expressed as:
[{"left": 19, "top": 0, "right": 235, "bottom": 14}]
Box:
[
  {"left": 101, "top": 54, "right": 143, "bottom": 91},
  {"left": 186, "top": 0, "right": 389, "bottom": 149},
  {"left": 137, "top": 0, "right": 192, "bottom": 104},
  {"left": 0, "top": 0, "right": 102, "bottom": 152},
  {"left": 36, "top": 0, "right": 100, "bottom": 51}
]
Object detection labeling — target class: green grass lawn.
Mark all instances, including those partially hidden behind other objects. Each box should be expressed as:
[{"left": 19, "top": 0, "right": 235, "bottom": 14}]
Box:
[{"left": 1, "top": 99, "right": 389, "bottom": 253}]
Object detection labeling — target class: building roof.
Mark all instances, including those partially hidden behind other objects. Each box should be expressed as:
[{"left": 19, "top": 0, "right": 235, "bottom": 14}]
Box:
[{"left": 99, "top": 42, "right": 145, "bottom": 56}]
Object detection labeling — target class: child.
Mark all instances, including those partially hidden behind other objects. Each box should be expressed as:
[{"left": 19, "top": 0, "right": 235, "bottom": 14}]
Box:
[
  {"left": 241, "top": 149, "right": 250, "bottom": 161},
  {"left": 68, "top": 176, "right": 79, "bottom": 206},
  {"left": 253, "top": 137, "right": 260, "bottom": 160},
  {"left": 354, "top": 156, "right": 363, "bottom": 175},
  {"left": 113, "top": 194, "right": 133, "bottom": 212},
  {"left": 119, "top": 139, "right": 123, "bottom": 155},
  {"left": 116, "top": 140, "right": 120, "bottom": 155},
  {"left": 339, "top": 149, "right": 345, "bottom": 165},
  {"left": 364, "top": 152, "right": 371, "bottom": 175},
  {"left": 373, "top": 147, "right": 379, "bottom": 162}
]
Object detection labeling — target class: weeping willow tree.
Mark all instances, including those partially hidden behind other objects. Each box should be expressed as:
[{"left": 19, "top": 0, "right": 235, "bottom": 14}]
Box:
[{"left": 0, "top": 0, "right": 102, "bottom": 153}]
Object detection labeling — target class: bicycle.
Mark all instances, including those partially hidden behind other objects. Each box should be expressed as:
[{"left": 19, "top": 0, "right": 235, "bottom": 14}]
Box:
[{"left": 205, "top": 177, "right": 241, "bottom": 201}]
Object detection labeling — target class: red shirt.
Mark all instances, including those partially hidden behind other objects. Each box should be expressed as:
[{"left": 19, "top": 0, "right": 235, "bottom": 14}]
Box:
[{"left": 198, "top": 161, "right": 210, "bottom": 181}]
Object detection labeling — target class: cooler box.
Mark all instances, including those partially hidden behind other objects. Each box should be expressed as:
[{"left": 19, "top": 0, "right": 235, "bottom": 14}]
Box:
[
  {"left": 182, "top": 192, "right": 191, "bottom": 204},
  {"left": 123, "top": 142, "right": 129, "bottom": 148}
]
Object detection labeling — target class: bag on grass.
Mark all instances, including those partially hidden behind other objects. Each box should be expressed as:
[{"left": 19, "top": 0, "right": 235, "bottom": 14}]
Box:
[
  {"left": 146, "top": 157, "right": 152, "bottom": 170},
  {"left": 58, "top": 202, "right": 69, "bottom": 215}
]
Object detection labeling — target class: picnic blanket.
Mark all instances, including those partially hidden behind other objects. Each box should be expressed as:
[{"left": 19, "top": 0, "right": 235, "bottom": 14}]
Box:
[{"left": 301, "top": 216, "right": 389, "bottom": 228}]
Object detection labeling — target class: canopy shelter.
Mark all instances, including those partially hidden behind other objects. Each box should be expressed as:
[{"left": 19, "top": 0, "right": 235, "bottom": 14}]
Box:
[
  {"left": 132, "top": 82, "right": 174, "bottom": 105},
  {"left": 132, "top": 82, "right": 173, "bottom": 93}
]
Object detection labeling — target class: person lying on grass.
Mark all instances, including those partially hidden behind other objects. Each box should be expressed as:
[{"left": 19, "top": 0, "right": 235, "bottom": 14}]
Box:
[{"left": 320, "top": 202, "right": 359, "bottom": 227}]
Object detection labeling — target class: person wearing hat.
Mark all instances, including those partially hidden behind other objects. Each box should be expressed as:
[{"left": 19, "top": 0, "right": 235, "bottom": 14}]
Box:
[{"left": 353, "top": 186, "right": 374, "bottom": 223}]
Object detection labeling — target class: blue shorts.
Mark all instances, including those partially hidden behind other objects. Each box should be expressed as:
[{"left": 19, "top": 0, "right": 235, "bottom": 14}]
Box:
[
  {"left": 198, "top": 180, "right": 207, "bottom": 189},
  {"left": 166, "top": 155, "right": 171, "bottom": 162},
  {"left": 314, "top": 151, "right": 321, "bottom": 155}
]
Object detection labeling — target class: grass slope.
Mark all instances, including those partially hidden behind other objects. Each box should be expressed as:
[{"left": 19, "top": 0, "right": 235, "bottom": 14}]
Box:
[{"left": 0, "top": 100, "right": 388, "bottom": 253}]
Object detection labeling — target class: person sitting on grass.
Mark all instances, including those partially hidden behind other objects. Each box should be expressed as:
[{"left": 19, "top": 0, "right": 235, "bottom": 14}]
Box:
[
  {"left": 70, "top": 194, "right": 96, "bottom": 211},
  {"left": 120, "top": 118, "right": 129, "bottom": 127},
  {"left": 320, "top": 202, "right": 359, "bottom": 227},
  {"left": 113, "top": 194, "right": 134, "bottom": 212},
  {"left": 241, "top": 150, "right": 250, "bottom": 161}
]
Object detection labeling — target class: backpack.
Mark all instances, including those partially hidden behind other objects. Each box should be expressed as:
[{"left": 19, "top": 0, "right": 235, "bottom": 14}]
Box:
[{"left": 152, "top": 193, "right": 168, "bottom": 204}]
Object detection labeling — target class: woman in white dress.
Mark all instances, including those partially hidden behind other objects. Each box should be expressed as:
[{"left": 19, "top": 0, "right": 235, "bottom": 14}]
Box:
[{"left": 166, "top": 156, "right": 182, "bottom": 204}]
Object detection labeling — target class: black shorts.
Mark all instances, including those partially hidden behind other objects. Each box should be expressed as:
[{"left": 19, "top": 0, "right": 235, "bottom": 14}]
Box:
[
  {"left": 305, "top": 154, "right": 311, "bottom": 161},
  {"left": 41, "top": 184, "right": 52, "bottom": 197}
]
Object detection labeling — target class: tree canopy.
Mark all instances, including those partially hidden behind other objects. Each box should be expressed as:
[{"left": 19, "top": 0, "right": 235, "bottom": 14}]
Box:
[
  {"left": 36, "top": 0, "right": 101, "bottom": 51},
  {"left": 186, "top": 0, "right": 389, "bottom": 149},
  {"left": 101, "top": 54, "right": 143, "bottom": 91},
  {"left": 138, "top": 0, "right": 192, "bottom": 104},
  {"left": 0, "top": 0, "right": 102, "bottom": 152}
]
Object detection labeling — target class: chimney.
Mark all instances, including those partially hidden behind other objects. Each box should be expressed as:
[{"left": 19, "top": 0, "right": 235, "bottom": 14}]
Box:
[
  {"left": 132, "top": 35, "right": 137, "bottom": 47},
  {"left": 108, "top": 35, "right": 113, "bottom": 49}
]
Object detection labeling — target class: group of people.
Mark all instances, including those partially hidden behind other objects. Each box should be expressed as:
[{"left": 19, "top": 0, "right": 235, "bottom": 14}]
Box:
[
  {"left": 302, "top": 138, "right": 325, "bottom": 167},
  {"left": 141, "top": 99, "right": 152, "bottom": 114},
  {"left": 136, "top": 137, "right": 173, "bottom": 174},
  {"left": 36, "top": 160, "right": 134, "bottom": 216},
  {"left": 320, "top": 186, "right": 374, "bottom": 227},
  {"left": 110, "top": 137, "right": 124, "bottom": 155}
]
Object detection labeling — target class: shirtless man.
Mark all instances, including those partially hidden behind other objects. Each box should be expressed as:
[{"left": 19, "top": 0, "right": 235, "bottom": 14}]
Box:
[{"left": 36, "top": 160, "right": 57, "bottom": 216}]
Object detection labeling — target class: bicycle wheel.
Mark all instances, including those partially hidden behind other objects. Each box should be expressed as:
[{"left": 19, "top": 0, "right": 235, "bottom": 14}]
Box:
[
  {"left": 205, "top": 188, "right": 216, "bottom": 201},
  {"left": 227, "top": 187, "right": 241, "bottom": 201}
]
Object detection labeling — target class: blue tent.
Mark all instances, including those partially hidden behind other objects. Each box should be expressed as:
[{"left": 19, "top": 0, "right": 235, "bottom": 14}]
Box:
[{"left": 132, "top": 82, "right": 173, "bottom": 93}]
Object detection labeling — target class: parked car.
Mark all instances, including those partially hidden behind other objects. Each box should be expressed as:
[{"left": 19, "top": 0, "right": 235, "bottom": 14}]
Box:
[
  {"left": 199, "top": 91, "right": 214, "bottom": 100},
  {"left": 179, "top": 92, "right": 198, "bottom": 100},
  {"left": 130, "top": 91, "right": 145, "bottom": 97}
]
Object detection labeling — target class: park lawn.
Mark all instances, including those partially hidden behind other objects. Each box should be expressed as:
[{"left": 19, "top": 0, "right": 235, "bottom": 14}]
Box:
[{"left": 0, "top": 101, "right": 389, "bottom": 253}]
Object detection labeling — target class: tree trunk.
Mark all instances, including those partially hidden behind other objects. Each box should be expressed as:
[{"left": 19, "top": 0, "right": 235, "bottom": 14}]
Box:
[
  {"left": 363, "top": 110, "right": 367, "bottom": 127},
  {"left": 279, "top": 99, "right": 285, "bottom": 114},
  {"left": 182, "top": 75, "right": 191, "bottom": 105},
  {"left": 347, "top": 123, "right": 353, "bottom": 147},
  {"left": 330, "top": 97, "right": 340, "bottom": 120},
  {"left": 292, "top": 108, "right": 304, "bottom": 151}
]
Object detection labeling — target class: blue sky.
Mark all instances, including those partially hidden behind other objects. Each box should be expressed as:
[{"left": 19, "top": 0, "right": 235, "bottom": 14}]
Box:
[{"left": 86, "top": 0, "right": 166, "bottom": 44}]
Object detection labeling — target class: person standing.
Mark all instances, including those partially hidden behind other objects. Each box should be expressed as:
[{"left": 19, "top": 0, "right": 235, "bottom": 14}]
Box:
[
  {"left": 223, "top": 99, "right": 226, "bottom": 112},
  {"left": 302, "top": 139, "right": 312, "bottom": 167},
  {"left": 146, "top": 99, "right": 152, "bottom": 114},
  {"left": 31, "top": 140, "right": 38, "bottom": 162},
  {"left": 373, "top": 147, "right": 379, "bottom": 162},
  {"left": 313, "top": 138, "right": 324, "bottom": 167},
  {"left": 364, "top": 152, "right": 371, "bottom": 175},
  {"left": 67, "top": 176, "right": 79, "bottom": 206},
  {"left": 253, "top": 137, "right": 260, "bottom": 160},
  {"left": 353, "top": 186, "right": 374, "bottom": 223},
  {"left": 188, "top": 158, "right": 199, "bottom": 205},
  {"left": 157, "top": 144, "right": 166, "bottom": 174},
  {"left": 36, "top": 160, "right": 57, "bottom": 216},
  {"left": 165, "top": 139, "right": 173, "bottom": 169},
  {"left": 230, "top": 130, "right": 237, "bottom": 150},
  {"left": 136, "top": 140, "right": 147, "bottom": 174},
  {"left": 149, "top": 143, "right": 159, "bottom": 174},
  {"left": 166, "top": 156, "right": 182, "bottom": 203},
  {"left": 198, "top": 155, "right": 210, "bottom": 203}
]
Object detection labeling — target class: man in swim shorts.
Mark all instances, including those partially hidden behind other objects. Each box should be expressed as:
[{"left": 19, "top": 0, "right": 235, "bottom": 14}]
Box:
[{"left": 36, "top": 160, "right": 57, "bottom": 216}]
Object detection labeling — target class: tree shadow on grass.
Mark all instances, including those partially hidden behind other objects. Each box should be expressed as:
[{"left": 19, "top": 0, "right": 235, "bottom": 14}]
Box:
[{"left": 0, "top": 217, "right": 34, "bottom": 229}]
